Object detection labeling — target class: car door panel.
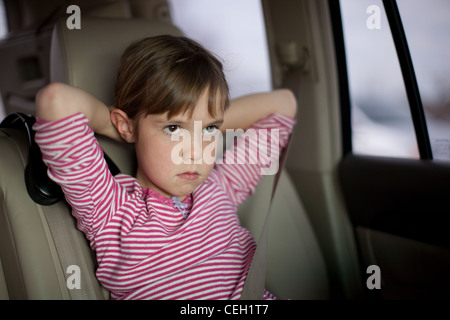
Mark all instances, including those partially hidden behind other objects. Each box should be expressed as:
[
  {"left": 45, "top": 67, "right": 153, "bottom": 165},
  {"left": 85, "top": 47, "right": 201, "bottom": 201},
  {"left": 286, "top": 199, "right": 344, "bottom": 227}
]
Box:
[
  {"left": 339, "top": 155, "right": 450, "bottom": 298},
  {"left": 340, "top": 154, "right": 450, "bottom": 249},
  {"left": 334, "top": 0, "right": 450, "bottom": 299}
]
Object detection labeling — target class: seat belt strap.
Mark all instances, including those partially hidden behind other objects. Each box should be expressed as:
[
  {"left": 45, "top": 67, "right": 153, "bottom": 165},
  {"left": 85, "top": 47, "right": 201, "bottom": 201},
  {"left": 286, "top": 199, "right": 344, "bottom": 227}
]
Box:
[
  {"left": 240, "top": 134, "right": 292, "bottom": 300},
  {"left": 40, "top": 202, "right": 108, "bottom": 299}
]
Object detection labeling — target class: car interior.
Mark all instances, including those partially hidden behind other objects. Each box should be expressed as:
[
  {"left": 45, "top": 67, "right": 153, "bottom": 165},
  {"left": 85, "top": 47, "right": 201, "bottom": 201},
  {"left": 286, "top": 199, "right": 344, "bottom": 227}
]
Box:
[{"left": 1, "top": 0, "right": 449, "bottom": 301}]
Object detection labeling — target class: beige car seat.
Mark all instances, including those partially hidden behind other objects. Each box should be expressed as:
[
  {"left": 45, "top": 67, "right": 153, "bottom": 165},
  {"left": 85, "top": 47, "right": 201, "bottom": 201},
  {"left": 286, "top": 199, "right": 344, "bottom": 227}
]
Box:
[{"left": 0, "top": 16, "right": 329, "bottom": 300}]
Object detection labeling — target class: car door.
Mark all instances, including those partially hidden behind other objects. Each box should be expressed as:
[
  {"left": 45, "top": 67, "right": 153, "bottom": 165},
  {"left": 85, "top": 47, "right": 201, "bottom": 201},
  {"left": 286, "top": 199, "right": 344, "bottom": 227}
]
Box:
[{"left": 335, "top": 0, "right": 450, "bottom": 299}]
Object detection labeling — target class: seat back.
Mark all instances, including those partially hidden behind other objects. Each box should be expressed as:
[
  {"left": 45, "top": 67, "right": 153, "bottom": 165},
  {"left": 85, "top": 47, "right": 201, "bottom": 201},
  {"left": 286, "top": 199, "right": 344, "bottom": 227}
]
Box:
[{"left": 50, "top": 17, "right": 183, "bottom": 107}]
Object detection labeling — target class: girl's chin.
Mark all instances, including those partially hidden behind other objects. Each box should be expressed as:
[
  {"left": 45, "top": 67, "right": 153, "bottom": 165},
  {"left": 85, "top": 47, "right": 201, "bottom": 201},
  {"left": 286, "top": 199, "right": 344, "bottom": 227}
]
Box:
[{"left": 171, "top": 182, "right": 203, "bottom": 199}]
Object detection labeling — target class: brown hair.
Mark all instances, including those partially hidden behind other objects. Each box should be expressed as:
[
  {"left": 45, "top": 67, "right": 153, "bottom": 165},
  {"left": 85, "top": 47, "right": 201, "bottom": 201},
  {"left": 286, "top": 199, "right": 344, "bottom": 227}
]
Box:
[{"left": 114, "top": 35, "right": 230, "bottom": 121}]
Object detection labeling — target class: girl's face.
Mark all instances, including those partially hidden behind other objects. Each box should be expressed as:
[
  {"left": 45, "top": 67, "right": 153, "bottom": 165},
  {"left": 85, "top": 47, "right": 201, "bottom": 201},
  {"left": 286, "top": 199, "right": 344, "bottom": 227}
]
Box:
[{"left": 133, "top": 91, "right": 224, "bottom": 201}]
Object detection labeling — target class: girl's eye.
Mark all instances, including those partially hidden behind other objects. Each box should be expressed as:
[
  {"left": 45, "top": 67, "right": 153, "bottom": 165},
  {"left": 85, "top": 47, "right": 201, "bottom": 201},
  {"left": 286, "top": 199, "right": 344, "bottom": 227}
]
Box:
[
  {"left": 203, "top": 125, "right": 218, "bottom": 135},
  {"left": 164, "top": 125, "right": 181, "bottom": 135}
]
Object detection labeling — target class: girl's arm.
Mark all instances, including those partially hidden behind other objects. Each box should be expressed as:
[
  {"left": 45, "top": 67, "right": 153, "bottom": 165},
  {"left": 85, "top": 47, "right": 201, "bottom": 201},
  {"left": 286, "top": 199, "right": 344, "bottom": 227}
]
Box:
[
  {"left": 35, "top": 82, "right": 121, "bottom": 141},
  {"left": 34, "top": 83, "right": 126, "bottom": 239},
  {"left": 221, "top": 89, "right": 297, "bottom": 132},
  {"left": 216, "top": 89, "right": 297, "bottom": 205}
]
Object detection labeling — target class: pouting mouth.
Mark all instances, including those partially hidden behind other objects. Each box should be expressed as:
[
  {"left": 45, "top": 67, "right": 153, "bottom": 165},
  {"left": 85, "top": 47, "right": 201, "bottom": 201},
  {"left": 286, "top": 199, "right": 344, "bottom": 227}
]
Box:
[{"left": 177, "top": 172, "right": 200, "bottom": 181}]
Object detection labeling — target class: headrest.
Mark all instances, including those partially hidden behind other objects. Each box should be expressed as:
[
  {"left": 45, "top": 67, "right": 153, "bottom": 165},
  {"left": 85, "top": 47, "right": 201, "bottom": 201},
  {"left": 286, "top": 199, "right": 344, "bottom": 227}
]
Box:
[{"left": 50, "top": 17, "right": 183, "bottom": 106}]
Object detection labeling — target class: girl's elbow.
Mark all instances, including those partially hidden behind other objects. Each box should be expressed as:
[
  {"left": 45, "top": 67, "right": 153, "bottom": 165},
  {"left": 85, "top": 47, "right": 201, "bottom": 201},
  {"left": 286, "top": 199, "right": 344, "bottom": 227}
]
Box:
[
  {"left": 35, "top": 83, "right": 69, "bottom": 120},
  {"left": 278, "top": 88, "right": 297, "bottom": 119}
]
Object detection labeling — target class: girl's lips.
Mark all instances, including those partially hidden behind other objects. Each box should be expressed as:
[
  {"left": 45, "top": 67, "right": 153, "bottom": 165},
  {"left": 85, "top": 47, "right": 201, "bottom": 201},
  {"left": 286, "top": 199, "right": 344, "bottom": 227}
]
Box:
[{"left": 177, "top": 172, "right": 199, "bottom": 181}]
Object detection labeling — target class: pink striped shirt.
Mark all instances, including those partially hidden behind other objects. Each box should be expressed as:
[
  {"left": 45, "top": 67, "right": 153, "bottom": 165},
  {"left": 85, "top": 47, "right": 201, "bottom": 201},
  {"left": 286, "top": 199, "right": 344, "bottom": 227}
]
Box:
[{"left": 34, "top": 112, "right": 295, "bottom": 300}]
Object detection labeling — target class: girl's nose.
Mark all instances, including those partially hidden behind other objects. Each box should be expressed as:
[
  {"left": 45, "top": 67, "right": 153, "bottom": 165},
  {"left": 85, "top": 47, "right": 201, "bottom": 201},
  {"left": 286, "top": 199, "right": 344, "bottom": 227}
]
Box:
[
  {"left": 182, "top": 125, "right": 203, "bottom": 163},
  {"left": 182, "top": 138, "right": 202, "bottom": 163}
]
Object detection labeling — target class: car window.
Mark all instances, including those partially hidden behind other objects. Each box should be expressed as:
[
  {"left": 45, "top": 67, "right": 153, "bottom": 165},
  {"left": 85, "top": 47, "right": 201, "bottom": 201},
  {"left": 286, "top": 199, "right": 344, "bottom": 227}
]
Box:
[
  {"left": 397, "top": 0, "right": 450, "bottom": 160},
  {"left": 0, "top": 0, "right": 7, "bottom": 120},
  {"left": 0, "top": 0, "right": 5, "bottom": 38},
  {"left": 340, "top": 0, "right": 419, "bottom": 159},
  {"left": 168, "top": 0, "right": 272, "bottom": 99}
]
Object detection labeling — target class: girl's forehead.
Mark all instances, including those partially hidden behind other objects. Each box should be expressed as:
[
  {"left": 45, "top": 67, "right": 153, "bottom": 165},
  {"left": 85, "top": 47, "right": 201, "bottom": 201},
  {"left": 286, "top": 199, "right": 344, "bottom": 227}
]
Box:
[
  {"left": 168, "top": 107, "right": 224, "bottom": 124},
  {"left": 145, "top": 105, "right": 224, "bottom": 125},
  {"left": 140, "top": 88, "right": 227, "bottom": 124},
  {"left": 171, "top": 91, "right": 225, "bottom": 120}
]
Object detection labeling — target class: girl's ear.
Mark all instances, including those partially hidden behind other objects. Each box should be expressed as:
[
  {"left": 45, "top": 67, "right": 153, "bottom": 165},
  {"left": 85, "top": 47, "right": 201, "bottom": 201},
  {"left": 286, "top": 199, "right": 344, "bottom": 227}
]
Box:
[{"left": 110, "top": 109, "right": 136, "bottom": 143}]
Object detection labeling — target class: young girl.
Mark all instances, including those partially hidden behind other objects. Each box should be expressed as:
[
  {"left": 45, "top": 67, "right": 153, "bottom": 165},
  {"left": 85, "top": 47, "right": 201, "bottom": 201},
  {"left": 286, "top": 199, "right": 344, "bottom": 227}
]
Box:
[{"left": 34, "top": 35, "right": 297, "bottom": 300}]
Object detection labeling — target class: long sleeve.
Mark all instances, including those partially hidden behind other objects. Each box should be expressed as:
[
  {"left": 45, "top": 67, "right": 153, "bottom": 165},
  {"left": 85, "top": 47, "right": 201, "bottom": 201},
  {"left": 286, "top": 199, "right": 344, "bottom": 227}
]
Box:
[
  {"left": 33, "top": 113, "right": 126, "bottom": 244},
  {"left": 215, "top": 113, "right": 296, "bottom": 206}
]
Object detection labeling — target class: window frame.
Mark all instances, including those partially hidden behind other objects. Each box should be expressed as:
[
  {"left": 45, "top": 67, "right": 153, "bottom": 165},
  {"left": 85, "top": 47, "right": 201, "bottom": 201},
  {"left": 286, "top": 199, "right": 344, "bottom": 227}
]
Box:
[
  {"left": 333, "top": 0, "right": 435, "bottom": 160},
  {"left": 382, "top": 0, "right": 432, "bottom": 160},
  {"left": 329, "top": 0, "right": 352, "bottom": 156}
]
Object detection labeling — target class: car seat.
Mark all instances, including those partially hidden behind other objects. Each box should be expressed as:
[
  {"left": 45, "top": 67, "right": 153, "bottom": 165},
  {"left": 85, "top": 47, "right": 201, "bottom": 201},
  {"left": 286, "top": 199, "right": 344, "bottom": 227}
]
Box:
[{"left": 0, "top": 16, "right": 329, "bottom": 300}]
